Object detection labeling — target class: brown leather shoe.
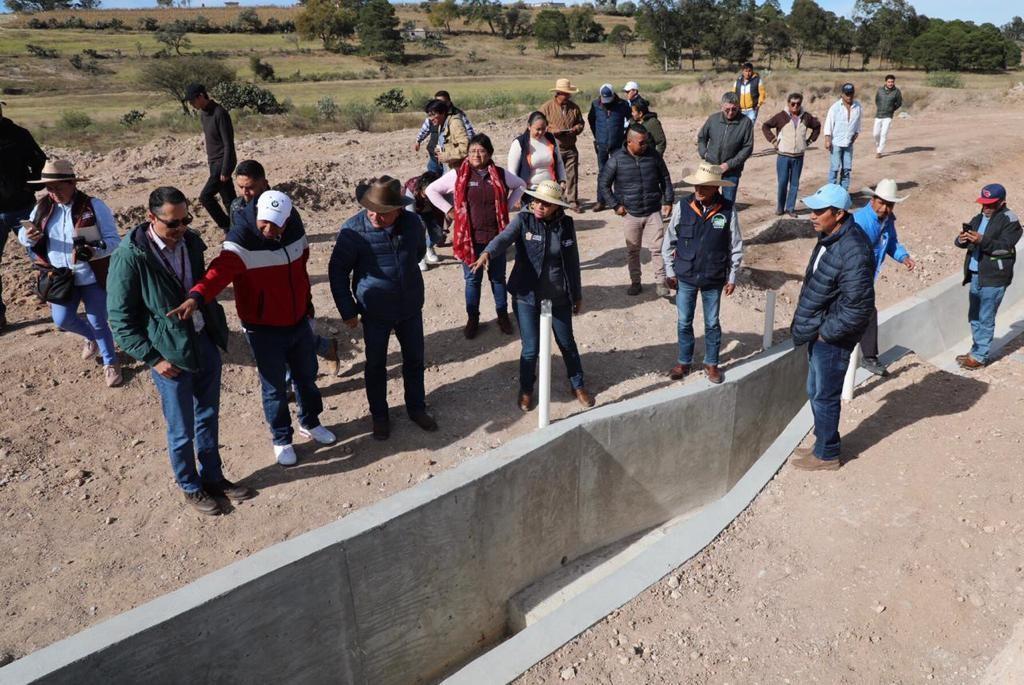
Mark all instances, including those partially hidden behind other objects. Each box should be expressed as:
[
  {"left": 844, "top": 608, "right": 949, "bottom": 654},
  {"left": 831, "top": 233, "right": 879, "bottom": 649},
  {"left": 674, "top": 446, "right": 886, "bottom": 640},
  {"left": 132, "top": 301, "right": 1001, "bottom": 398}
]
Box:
[
  {"left": 464, "top": 314, "right": 480, "bottom": 339},
  {"left": 958, "top": 355, "right": 985, "bottom": 370},
  {"left": 954, "top": 353, "right": 971, "bottom": 365},
  {"left": 669, "top": 363, "right": 690, "bottom": 380},
  {"left": 206, "top": 479, "right": 256, "bottom": 503},
  {"left": 791, "top": 449, "right": 841, "bottom": 471},
  {"left": 496, "top": 311, "right": 514, "bottom": 335},
  {"left": 408, "top": 410, "right": 438, "bottom": 432},
  {"left": 704, "top": 364, "right": 723, "bottom": 384},
  {"left": 184, "top": 489, "right": 222, "bottom": 516},
  {"left": 574, "top": 388, "right": 595, "bottom": 408},
  {"left": 518, "top": 392, "right": 532, "bottom": 412}
]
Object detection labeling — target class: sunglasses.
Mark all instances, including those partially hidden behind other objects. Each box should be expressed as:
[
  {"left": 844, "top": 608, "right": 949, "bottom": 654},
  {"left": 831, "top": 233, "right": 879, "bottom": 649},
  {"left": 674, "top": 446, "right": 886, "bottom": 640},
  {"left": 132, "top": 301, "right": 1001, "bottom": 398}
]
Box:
[
  {"left": 156, "top": 214, "right": 194, "bottom": 229},
  {"left": 788, "top": 101, "right": 802, "bottom": 107}
]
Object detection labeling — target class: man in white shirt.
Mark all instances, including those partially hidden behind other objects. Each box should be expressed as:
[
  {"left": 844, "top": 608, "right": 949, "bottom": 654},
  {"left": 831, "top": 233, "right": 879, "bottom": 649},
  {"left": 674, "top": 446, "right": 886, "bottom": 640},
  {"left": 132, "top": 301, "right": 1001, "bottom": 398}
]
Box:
[{"left": 822, "top": 83, "right": 862, "bottom": 191}]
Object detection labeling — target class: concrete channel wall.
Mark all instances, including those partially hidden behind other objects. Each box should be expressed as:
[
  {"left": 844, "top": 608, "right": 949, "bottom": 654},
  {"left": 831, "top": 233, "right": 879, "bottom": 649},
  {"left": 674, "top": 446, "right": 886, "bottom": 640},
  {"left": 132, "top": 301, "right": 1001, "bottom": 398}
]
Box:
[{"left": 4, "top": 272, "right": 1021, "bottom": 685}]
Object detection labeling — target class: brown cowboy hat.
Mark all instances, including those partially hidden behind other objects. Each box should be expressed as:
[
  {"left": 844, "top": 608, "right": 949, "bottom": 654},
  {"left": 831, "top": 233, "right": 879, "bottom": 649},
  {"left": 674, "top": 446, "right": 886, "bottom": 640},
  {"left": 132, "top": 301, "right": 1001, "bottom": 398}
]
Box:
[
  {"left": 29, "top": 159, "right": 89, "bottom": 186},
  {"left": 356, "top": 176, "right": 413, "bottom": 213}
]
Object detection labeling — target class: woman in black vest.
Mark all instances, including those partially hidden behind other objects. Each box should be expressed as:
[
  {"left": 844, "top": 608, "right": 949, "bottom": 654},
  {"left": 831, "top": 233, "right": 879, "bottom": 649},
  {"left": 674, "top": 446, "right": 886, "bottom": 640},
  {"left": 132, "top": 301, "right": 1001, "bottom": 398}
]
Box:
[
  {"left": 507, "top": 111, "right": 566, "bottom": 189},
  {"left": 470, "top": 179, "right": 593, "bottom": 411}
]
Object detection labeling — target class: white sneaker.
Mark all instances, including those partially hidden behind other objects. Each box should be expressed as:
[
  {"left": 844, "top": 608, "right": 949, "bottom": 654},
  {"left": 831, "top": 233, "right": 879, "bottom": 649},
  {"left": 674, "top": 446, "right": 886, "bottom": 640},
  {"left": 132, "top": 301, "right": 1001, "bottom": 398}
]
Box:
[
  {"left": 418, "top": 259, "right": 428, "bottom": 272},
  {"left": 424, "top": 247, "right": 440, "bottom": 264},
  {"left": 274, "top": 444, "right": 297, "bottom": 467},
  {"left": 81, "top": 339, "right": 99, "bottom": 360},
  {"left": 299, "top": 425, "right": 337, "bottom": 444}
]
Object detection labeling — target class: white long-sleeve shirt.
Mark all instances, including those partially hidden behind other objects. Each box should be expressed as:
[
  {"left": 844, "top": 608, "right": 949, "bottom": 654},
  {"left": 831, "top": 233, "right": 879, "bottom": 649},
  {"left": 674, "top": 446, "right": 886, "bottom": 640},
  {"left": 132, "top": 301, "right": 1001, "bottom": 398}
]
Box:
[
  {"left": 507, "top": 137, "right": 566, "bottom": 186},
  {"left": 823, "top": 99, "right": 863, "bottom": 147},
  {"left": 661, "top": 198, "right": 743, "bottom": 285},
  {"left": 19, "top": 197, "right": 120, "bottom": 286},
  {"left": 425, "top": 166, "right": 526, "bottom": 215}
]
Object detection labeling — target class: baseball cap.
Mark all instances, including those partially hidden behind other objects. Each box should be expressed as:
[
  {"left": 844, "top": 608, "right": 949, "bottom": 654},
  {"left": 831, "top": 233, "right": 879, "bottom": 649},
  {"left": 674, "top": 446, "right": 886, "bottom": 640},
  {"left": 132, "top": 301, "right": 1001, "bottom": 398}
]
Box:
[
  {"left": 976, "top": 183, "right": 1006, "bottom": 205},
  {"left": 841, "top": 82, "right": 855, "bottom": 95},
  {"left": 622, "top": 80, "right": 639, "bottom": 92},
  {"left": 801, "top": 184, "right": 852, "bottom": 211},
  {"left": 184, "top": 83, "right": 207, "bottom": 101},
  {"left": 600, "top": 83, "right": 614, "bottom": 103},
  {"left": 256, "top": 190, "right": 292, "bottom": 228}
]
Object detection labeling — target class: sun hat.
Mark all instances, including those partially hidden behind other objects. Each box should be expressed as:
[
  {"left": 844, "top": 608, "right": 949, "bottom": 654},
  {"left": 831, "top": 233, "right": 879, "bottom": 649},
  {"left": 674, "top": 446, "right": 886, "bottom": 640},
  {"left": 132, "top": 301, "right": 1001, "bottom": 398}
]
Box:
[
  {"left": 622, "top": 80, "right": 639, "bottom": 92},
  {"left": 356, "top": 176, "right": 414, "bottom": 214},
  {"left": 600, "top": 83, "right": 614, "bottom": 104},
  {"left": 862, "top": 178, "right": 907, "bottom": 204},
  {"left": 523, "top": 179, "right": 571, "bottom": 208},
  {"left": 549, "top": 78, "right": 580, "bottom": 94},
  {"left": 681, "top": 161, "right": 736, "bottom": 188},
  {"left": 976, "top": 183, "right": 1006, "bottom": 205},
  {"left": 801, "top": 184, "right": 852, "bottom": 211},
  {"left": 256, "top": 190, "right": 292, "bottom": 227},
  {"left": 29, "top": 159, "right": 89, "bottom": 186}
]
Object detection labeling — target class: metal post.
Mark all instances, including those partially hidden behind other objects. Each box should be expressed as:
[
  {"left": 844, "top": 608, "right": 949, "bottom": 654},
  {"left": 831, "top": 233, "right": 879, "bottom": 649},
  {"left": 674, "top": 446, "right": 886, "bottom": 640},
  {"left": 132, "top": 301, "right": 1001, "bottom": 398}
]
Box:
[
  {"left": 538, "top": 299, "right": 553, "bottom": 429},
  {"left": 842, "top": 343, "right": 861, "bottom": 401},
  {"left": 762, "top": 290, "right": 776, "bottom": 350}
]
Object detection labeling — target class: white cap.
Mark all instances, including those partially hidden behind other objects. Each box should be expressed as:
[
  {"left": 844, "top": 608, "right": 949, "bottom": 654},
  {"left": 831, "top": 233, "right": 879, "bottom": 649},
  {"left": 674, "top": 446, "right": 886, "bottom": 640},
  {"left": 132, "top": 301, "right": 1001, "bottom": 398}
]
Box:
[
  {"left": 256, "top": 190, "right": 292, "bottom": 228},
  {"left": 623, "top": 81, "right": 639, "bottom": 92}
]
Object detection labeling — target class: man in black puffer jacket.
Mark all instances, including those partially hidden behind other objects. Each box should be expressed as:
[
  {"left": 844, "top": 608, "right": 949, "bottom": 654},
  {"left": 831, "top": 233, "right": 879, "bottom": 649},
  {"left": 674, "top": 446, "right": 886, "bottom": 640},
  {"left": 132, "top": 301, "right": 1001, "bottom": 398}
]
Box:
[
  {"left": 599, "top": 125, "right": 674, "bottom": 297},
  {"left": 789, "top": 183, "right": 875, "bottom": 471}
]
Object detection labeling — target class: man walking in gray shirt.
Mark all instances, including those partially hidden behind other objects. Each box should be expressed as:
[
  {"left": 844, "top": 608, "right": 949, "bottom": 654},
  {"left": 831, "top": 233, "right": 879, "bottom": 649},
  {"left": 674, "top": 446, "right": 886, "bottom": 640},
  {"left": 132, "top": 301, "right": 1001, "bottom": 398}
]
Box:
[{"left": 187, "top": 83, "right": 237, "bottom": 231}]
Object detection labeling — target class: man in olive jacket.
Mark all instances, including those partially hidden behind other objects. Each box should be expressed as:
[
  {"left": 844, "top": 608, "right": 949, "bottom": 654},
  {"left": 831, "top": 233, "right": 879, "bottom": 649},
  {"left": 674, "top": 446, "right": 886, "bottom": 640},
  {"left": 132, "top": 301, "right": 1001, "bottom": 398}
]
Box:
[{"left": 107, "top": 186, "right": 254, "bottom": 516}]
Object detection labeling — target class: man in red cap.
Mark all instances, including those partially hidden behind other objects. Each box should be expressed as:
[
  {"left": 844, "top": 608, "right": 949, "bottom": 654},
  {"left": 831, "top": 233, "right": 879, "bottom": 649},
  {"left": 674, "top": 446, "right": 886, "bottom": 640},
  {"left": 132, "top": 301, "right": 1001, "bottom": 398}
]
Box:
[{"left": 954, "top": 183, "right": 1021, "bottom": 369}]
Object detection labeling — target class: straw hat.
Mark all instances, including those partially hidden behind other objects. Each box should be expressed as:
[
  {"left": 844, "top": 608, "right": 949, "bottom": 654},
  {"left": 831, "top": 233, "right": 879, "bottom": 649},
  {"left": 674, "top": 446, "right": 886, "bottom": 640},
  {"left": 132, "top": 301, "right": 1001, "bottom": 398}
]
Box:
[
  {"left": 861, "top": 178, "right": 907, "bottom": 203},
  {"left": 356, "top": 176, "right": 413, "bottom": 213},
  {"left": 523, "top": 180, "right": 571, "bottom": 208},
  {"left": 681, "top": 162, "right": 736, "bottom": 188},
  {"left": 29, "top": 159, "right": 89, "bottom": 186},
  {"left": 549, "top": 78, "right": 580, "bottom": 94}
]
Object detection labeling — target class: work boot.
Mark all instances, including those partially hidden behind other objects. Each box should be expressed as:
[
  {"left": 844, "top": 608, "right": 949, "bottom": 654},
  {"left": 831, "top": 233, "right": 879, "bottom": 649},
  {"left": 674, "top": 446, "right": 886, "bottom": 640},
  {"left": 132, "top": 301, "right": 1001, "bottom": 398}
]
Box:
[
  {"left": 518, "top": 392, "right": 532, "bottom": 412},
  {"left": 860, "top": 356, "right": 888, "bottom": 377},
  {"left": 790, "top": 450, "right": 841, "bottom": 471},
  {"left": 496, "top": 311, "right": 514, "bottom": 335},
  {"left": 958, "top": 355, "right": 985, "bottom": 370},
  {"left": 81, "top": 339, "right": 99, "bottom": 360},
  {"left": 464, "top": 313, "right": 480, "bottom": 339},
  {"left": 669, "top": 363, "right": 690, "bottom": 380},
  {"left": 626, "top": 283, "right": 642, "bottom": 296},
  {"left": 574, "top": 388, "right": 595, "bottom": 408},
  {"left": 206, "top": 479, "right": 256, "bottom": 503},
  {"left": 954, "top": 353, "right": 971, "bottom": 365},
  {"left": 184, "top": 489, "right": 222, "bottom": 516},
  {"left": 408, "top": 410, "right": 438, "bottom": 432},
  {"left": 704, "top": 364, "right": 723, "bottom": 384},
  {"left": 372, "top": 418, "right": 391, "bottom": 441},
  {"left": 593, "top": 202, "right": 606, "bottom": 213},
  {"left": 323, "top": 338, "right": 341, "bottom": 376}
]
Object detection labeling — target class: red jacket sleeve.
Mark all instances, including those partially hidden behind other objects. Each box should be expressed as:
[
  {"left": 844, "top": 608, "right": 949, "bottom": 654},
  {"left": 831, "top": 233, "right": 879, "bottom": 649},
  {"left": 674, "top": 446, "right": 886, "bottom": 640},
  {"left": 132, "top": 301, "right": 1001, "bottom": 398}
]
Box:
[{"left": 190, "top": 250, "right": 246, "bottom": 303}]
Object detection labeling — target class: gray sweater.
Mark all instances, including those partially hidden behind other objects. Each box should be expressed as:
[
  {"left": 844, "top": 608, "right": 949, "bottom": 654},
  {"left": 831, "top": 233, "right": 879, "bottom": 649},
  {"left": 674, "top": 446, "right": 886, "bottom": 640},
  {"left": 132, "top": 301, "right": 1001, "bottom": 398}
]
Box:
[
  {"left": 874, "top": 86, "right": 903, "bottom": 118},
  {"left": 200, "top": 102, "right": 236, "bottom": 177}
]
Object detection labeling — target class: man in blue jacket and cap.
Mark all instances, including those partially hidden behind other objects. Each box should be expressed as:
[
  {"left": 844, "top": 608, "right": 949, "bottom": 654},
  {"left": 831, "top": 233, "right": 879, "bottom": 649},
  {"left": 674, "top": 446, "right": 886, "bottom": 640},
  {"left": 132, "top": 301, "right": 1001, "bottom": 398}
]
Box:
[
  {"left": 789, "top": 183, "right": 875, "bottom": 471},
  {"left": 587, "top": 83, "right": 631, "bottom": 212}
]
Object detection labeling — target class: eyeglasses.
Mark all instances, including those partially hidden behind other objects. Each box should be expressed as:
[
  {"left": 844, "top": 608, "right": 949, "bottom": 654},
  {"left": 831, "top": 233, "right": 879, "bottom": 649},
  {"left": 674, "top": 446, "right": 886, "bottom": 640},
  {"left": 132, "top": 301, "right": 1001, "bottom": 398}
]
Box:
[
  {"left": 788, "top": 101, "right": 802, "bottom": 107},
  {"left": 155, "top": 214, "right": 194, "bottom": 229}
]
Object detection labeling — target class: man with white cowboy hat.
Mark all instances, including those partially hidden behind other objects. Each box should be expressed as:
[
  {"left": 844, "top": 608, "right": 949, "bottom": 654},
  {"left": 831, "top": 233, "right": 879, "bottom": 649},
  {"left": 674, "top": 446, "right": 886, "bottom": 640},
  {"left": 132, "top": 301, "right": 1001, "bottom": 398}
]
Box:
[
  {"left": 329, "top": 176, "right": 438, "bottom": 441},
  {"left": 661, "top": 161, "right": 743, "bottom": 385},
  {"left": 18, "top": 159, "right": 124, "bottom": 387},
  {"left": 853, "top": 178, "right": 916, "bottom": 376},
  {"left": 169, "top": 188, "right": 338, "bottom": 468},
  {"left": 540, "top": 78, "right": 586, "bottom": 213}
]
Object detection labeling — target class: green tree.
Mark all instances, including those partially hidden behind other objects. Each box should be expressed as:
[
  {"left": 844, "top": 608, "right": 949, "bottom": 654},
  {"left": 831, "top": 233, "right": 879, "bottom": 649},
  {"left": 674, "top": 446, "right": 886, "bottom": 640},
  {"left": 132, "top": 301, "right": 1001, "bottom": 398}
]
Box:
[
  {"left": 608, "top": 23, "right": 635, "bottom": 57},
  {"left": 357, "top": 0, "right": 404, "bottom": 63},
  {"left": 295, "top": 0, "right": 360, "bottom": 51},
  {"left": 636, "top": 0, "right": 683, "bottom": 72},
  {"left": 496, "top": 3, "right": 532, "bottom": 39},
  {"left": 567, "top": 6, "right": 605, "bottom": 43},
  {"left": 428, "top": 0, "right": 461, "bottom": 34},
  {"left": 155, "top": 21, "right": 191, "bottom": 56},
  {"left": 756, "top": 0, "right": 791, "bottom": 68},
  {"left": 1003, "top": 16, "right": 1024, "bottom": 42},
  {"left": 533, "top": 9, "right": 573, "bottom": 57},
  {"left": 788, "top": 0, "right": 827, "bottom": 69},
  {"left": 461, "top": 0, "right": 500, "bottom": 34},
  {"left": 138, "top": 56, "right": 234, "bottom": 114}
]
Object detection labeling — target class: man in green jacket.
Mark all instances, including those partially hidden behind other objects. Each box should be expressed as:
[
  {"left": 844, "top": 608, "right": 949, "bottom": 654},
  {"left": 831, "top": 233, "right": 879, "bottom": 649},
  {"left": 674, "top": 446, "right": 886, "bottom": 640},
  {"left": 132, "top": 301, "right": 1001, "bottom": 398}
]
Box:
[
  {"left": 873, "top": 74, "right": 903, "bottom": 158},
  {"left": 107, "top": 186, "right": 254, "bottom": 516}
]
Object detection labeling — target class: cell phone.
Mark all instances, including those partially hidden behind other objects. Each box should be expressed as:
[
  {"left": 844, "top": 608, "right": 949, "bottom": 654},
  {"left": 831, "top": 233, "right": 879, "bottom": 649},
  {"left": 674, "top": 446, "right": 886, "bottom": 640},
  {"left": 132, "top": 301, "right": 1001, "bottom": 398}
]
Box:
[
  {"left": 961, "top": 223, "right": 972, "bottom": 233},
  {"left": 20, "top": 220, "right": 36, "bottom": 230}
]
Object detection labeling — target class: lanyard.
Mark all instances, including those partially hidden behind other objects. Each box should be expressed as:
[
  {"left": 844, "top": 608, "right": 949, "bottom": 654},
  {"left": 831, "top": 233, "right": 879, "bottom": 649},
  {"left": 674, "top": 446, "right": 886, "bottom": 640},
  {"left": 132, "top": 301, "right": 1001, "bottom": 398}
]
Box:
[{"left": 148, "top": 227, "right": 189, "bottom": 293}]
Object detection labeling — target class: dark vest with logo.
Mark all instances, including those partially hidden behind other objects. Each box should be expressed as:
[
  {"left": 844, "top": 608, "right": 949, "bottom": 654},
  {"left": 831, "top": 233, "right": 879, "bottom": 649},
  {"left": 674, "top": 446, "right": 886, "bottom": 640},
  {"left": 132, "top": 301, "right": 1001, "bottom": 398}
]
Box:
[
  {"left": 31, "top": 190, "right": 110, "bottom": 289},
  {"left": 672, "top": 195, "right": 734, "bottom": 288}
]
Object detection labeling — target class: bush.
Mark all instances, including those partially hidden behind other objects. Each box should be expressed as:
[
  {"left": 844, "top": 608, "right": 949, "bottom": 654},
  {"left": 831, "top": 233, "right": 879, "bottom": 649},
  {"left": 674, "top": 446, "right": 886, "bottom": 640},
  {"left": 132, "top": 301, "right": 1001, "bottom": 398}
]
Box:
[
  {"left": 925, "top": 72, "right": 963, "bottom": 88},
  {"left": 120, "top": 110, "right": 147, "bottom": 128},
  {"left": 341, "top": 102, "right": 376, "bottom": 131},
  {"left": 374, "top": 87, "right": 410, "bottom": 112},
  {"left": 211, "top": 81, "right": 287, "bottom": 114},
  {"left": 58, "top": 110, "right": 93, "bottom": 130},
  {"left": 138, "top": 56, "right": 235, "bottom": 114},
  {"left": 26, "top": 44, "right": 59, "bottom": 58},
  {"left": 316, "top": 96, "right": 340, "bottom": 121},
  {"left": 249, "top": 55, "right": 276, "bottom": 82},
  {"left": 136, "top": 16, "right": 159, "bottom": 31}
]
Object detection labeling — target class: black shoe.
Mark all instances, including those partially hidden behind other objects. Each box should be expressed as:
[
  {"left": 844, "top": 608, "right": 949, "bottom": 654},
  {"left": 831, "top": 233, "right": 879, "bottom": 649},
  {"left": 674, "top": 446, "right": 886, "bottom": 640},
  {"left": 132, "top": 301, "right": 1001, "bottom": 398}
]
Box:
[
  {"left": 496, "top": 311, "right": 514, "bottom": 335},
  {"left": 464, "top": 314, "right": 480, "bottom": 339},
  {"left": 184, "top": 489, "right": 222, "bottom": 516},
  {"left": 860, "top": 356, "right": 888, "bottom": 377},
  {"left": 626, "top": 283, "right": 642, "bottom": 296},
  {"left": 206, "top": 479, "right": 256, "bottom": 503},
  {"left": 372, "top": 418, "right": 391, "bottom": 441},
  {"left": 408, "top": 410, "right": 438, "bottom": 432}
]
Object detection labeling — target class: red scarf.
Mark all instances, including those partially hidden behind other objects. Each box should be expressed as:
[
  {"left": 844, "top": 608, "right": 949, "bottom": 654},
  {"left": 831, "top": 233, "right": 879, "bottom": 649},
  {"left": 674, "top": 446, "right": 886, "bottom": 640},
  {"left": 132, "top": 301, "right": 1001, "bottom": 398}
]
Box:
[{"left": 452, "top": 159, "right": 510, "bottom": 266}]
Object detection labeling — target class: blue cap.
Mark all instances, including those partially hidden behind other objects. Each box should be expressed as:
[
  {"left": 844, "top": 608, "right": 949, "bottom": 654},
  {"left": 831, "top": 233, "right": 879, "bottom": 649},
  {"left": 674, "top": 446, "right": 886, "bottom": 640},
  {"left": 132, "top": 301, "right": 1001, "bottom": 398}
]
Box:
[
  {"left": 977, "top": 183, "right": 1006, "bottom": 205},
  {"left": 801, "top": 184, "right": 852, "bottom": 211}
]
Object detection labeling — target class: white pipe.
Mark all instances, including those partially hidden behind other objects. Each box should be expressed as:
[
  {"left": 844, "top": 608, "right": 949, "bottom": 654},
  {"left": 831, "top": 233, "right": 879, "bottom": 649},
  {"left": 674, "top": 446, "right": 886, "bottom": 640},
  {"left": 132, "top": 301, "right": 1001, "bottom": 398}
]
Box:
[
  {"left": 842, "top": 343, "right": 861, "bottom": 401},
  {"left": 537, "top": 300, "right": 553, "bottom": 429},
  {"left": 762, "top": 290, "right": 776, "bottom": 350}
]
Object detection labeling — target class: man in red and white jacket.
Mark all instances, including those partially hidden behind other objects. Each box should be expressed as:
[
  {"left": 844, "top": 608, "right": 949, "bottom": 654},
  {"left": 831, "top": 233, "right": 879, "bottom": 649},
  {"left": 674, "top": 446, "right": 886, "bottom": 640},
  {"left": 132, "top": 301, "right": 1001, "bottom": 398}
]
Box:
[{"left": 170, "top": 189, "right": 336, "bottom": 467}]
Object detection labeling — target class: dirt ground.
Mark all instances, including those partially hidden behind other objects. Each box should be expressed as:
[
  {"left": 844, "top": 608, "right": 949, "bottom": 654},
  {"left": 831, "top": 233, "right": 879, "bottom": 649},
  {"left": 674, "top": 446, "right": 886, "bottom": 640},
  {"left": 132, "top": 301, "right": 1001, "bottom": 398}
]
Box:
[{"left": 1, "top": 89, "right": 1023, "bottom": 664}]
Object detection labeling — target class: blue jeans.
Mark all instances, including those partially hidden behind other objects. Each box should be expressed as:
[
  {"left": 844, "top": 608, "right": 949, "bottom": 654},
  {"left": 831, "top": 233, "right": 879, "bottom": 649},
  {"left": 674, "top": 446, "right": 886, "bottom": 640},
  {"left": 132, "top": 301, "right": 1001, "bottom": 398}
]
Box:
[
  {"left": 775, "top": 155, "right": 804, "bottom": 213},
  {"left": 150, "top": 331, "right": 224, "bottom": 493},
  {"left": 675, "top": 282, "right": 723, "bottom": 366},
  {"left": 422, "top": 214, "right": 444, "bottom": 248},
  {"left": 463, "top": 241, "right": 508, "bottom": 315},
  {"left": 284, "top": 322, "right": 332, "bottom": 387},
  {"left": 0, "top": 207, "right": 33, "bottom": 318},
  {"left": 721, "top": 172, "right": 741, "bottom": 204},
  {"left": 806, "top": 338, "right": 851, "bottom": 460},
  {"left": 50, "top": 282, "right": 118, "bottom": 365},
  {"left": 968, "top": 273, "right": 1007, "bottom": 363},
  {"left": 245, "top": 321, "right": 324, "bottom": 445},
  {"left": 595, "top": 146, "right": 611, "bottom": 205},
  {"left": 513, "top": 298, "right": 584, "bottom": 393},
  {"left": 426, "top": 152, "right": 444, "bottom": 176},
  {"left": 742, "top": 109, "right": 758, "bottom": 124},
  {"left": 829, "top": 145, "right": 854, "bottom": 190},
  {"left": 362, "top": 313, "right": 426, "bottom": 421}
]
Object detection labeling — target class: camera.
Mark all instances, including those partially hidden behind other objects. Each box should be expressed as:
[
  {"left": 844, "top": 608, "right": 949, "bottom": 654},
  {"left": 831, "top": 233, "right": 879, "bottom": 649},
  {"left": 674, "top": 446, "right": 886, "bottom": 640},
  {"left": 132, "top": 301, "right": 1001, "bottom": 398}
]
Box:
[{"left": 72, "top": 236, "right": 106, "bottom": 263}]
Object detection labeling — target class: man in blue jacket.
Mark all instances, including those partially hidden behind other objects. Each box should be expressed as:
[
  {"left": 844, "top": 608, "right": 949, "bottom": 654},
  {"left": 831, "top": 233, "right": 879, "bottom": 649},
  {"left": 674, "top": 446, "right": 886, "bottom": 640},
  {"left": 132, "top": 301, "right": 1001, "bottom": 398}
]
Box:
[
  {"left": 329, "top": 176, "right": 438, "bottom": 441},
  {"left": 587, "top": 83, "right": 631, "bottom": 212},
  {"left": 789, "top": 184, "right": 875, "bottom": 471},
  {"left": 853, "top": 178, "right": 916, "bottom": 377}
]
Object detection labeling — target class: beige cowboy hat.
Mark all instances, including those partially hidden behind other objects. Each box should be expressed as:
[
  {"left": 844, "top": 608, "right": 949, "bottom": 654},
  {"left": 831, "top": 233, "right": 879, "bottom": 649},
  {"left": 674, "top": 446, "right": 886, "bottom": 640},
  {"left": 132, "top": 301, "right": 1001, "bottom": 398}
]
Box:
[
  {"left": 356, "top": 175, "right": 413, "bottom": 213},
  {"left": 861, "top": 178, "right": 907, "bottom": 203},
  {"left": 29, "top": 159, "right": 89, "bottom": 186},
  {"left": 549, "top": 78, "right": 580, "bottom": 94},
  {"left": 681, "top": 161, "right": 736, "bottom": 187},
  {"left": 523, "top": 179, "right": 571, "bottom": 208}
]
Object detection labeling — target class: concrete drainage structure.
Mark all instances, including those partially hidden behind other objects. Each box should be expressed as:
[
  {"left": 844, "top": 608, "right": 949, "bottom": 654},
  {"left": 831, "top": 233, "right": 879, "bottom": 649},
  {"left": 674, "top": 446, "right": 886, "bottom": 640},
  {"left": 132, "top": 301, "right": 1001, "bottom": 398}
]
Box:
[{"left": 4, "top": 272, "right": 1022, "bottom": 685}]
